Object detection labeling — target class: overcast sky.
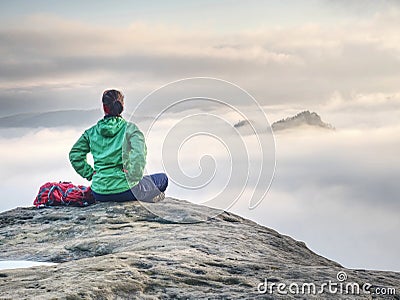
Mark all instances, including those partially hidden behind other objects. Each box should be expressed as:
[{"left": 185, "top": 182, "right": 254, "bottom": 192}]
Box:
[
  {"left": 1, "top": 0, "right": 400, "bottom": 116},
  {"left": 0, "top": 1, "right": 399, "bottom": 272}
]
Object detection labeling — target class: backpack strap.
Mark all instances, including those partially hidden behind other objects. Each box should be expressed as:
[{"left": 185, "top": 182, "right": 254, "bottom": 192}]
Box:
[
  {"left": 36, "top": 187, "right": 50, "bottom": 206},
  {"left": 48, "top": 184, "right": 65, "bottom": 205},
  {"left": 64, "top": 187, "right": 84, "bottom": 206}
]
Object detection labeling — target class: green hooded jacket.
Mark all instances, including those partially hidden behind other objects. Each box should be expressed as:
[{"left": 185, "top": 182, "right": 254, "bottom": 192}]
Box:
[{"left": 69, "top": 116, "right": 147, "bottom": 194}]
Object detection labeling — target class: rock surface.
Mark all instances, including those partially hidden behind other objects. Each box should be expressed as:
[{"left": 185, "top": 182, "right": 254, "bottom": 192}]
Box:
[{"left": 0, "top": 198, "right": 398, "bottom": 299}]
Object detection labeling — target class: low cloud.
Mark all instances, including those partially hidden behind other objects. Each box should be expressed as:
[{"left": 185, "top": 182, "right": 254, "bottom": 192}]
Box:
[
  {"left": 1, "top": 120, "right": 398, "bottom": 271},
  {"left": 231, "top": 127, "right": 400, "bottom": 271},
  {"left": 0, "top": 128, "right": 89, "bottom": 212}
]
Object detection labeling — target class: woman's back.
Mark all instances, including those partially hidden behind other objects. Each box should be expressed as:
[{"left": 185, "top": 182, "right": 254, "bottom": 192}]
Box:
[{"left": 69, "top": 89, "right": 166, "bottom": 202}]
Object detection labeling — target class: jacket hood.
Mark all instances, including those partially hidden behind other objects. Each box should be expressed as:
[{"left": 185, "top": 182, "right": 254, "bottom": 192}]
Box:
[{"left": 97, "top": 117, "right": 126, "bottom": 137}]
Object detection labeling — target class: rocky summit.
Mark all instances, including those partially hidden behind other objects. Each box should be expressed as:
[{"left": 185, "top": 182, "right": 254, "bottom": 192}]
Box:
[
  {"left": 271, "top": 110, "right": 334, "bottom": 132},
  {"left": 0, "top": 198, "right": 398, "bottom": 299}
]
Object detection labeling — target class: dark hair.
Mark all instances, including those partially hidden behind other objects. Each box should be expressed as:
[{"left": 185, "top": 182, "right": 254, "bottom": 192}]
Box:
[{"left": 102, "top": 89, "right": 124, "bottom": 116}]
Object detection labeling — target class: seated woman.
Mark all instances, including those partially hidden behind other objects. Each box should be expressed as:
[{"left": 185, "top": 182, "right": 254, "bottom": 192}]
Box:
[{"left": 69, "top": 89, "right": 168, "bottom": 202}]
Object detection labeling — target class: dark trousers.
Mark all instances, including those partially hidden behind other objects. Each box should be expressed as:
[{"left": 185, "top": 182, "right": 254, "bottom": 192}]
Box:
[{"left": 92, "top": 173, "right": 168, "bottom": 202}]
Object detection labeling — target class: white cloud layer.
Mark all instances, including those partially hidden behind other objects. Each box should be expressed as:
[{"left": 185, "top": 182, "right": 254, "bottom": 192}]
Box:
[{"left": 0, "top": 109, "right": 398, "bottom": 271}]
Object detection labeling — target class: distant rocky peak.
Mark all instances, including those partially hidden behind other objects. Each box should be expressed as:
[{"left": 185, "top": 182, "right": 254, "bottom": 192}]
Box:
[
  {"left": 271, "top": 110, "right": 334, "bottom": 132},
  {"left": 233, "top": 110, "right": 334, "bottom": 133}
]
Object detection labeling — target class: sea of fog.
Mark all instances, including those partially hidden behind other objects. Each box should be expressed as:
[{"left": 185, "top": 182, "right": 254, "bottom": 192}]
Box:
[{"left": 0, "top": 107, "right": 399, "bottom": 272}]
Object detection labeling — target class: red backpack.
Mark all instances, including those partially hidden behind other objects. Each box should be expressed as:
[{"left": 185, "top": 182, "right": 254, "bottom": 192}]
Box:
[{"left": 34, "top": 182, "right": 95, "bottom": 208}]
